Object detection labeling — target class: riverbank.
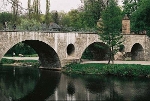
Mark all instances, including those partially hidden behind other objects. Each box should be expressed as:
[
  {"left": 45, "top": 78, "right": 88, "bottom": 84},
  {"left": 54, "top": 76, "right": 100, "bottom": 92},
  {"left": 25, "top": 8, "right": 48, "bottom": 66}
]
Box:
[
  {"left": 63, "top": 63, "right": 150, "bottom": 77},
  {"left": 0, "top": 58, "right": 40, "bottom": 67}
]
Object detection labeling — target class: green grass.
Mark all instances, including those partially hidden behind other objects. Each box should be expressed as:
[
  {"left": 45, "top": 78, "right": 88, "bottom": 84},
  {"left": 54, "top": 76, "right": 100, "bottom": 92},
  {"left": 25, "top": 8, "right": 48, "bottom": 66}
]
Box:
[
  {"left": 0, "top": 58, "right": 40, "bottom": 67},
  {"left": 63, "top": 63, "right": 150, "bottom": 77}
]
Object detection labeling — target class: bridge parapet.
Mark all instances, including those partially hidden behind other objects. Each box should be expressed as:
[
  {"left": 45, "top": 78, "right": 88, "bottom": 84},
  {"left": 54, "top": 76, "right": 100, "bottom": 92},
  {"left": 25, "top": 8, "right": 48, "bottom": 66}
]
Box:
[{"left": 0, "top": 31, "right": 150, "bottom": 68}]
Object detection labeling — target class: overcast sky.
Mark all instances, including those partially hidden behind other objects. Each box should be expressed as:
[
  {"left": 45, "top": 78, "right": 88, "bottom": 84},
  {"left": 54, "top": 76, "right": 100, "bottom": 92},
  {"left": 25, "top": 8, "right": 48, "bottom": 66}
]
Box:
[
  {"left": 0, "top": 0, "right": 83, "bottom": 13},
  {"left": 0, "top": 0, "right": 123, "bottom": 13}
]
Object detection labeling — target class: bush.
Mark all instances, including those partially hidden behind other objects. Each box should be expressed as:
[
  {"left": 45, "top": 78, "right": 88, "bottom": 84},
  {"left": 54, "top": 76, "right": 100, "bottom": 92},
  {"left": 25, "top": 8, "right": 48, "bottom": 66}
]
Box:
[
  {"left": 0, "top": 58, "right": 15, "bottom": 64},
  {"left": 63, "top": 63, "right": 150, "bottom": 77}
]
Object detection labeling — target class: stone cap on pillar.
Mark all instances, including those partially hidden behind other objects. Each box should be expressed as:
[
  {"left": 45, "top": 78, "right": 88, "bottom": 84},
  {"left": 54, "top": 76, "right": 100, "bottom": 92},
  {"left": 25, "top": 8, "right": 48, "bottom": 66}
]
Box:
[{"left": 123, "top": 14, "right": 129, "bottom": 20}]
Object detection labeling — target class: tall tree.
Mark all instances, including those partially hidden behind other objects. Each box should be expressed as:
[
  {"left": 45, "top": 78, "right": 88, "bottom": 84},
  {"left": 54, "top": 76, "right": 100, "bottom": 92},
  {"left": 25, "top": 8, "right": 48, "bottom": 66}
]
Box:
[
  {"left": 98, "top": 0, "right": 122, "bottom": 64},
  {"left": 51, "top": 11, "right": 59, "bottom": 24},
  {"left": 28, "top": 0, "right": 31, "bottom": 18},
  {"left": 12, "top": 0, "right": 19, "bottom": 23},
  {"left": 45, "top": 0, "right": 51, "bottom": 26},
  {"left": 122, "top": 0, "right": 140, "bottom": 17},
  {"left": 68, "top": 10, "right": 80, "bottom": 30},
  {"left": 32, "top": 0, "right": 41, "bottom": 20},
  {"left": 131, "top": 0, "right": 150, "bottom": 35},
  {"left": 82, "top": 0, "right": 106, "bottom": 28}
]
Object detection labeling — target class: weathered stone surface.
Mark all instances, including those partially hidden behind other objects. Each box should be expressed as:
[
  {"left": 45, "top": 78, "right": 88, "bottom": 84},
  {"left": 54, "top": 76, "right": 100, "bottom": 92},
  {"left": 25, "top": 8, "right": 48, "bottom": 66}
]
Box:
[
  {"left": 0, "top": 32, "right": 100, "bottom": 68},
  {"left": 0, "top": 31, "right": 149, "bottom": 68}
]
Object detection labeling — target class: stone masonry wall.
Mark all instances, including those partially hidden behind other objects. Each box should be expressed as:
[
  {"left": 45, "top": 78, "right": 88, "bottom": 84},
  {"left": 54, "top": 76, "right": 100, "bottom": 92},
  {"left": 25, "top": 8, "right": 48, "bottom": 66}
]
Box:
[{"left": 0, "top": 31, "right": 150, "bottom": 67}]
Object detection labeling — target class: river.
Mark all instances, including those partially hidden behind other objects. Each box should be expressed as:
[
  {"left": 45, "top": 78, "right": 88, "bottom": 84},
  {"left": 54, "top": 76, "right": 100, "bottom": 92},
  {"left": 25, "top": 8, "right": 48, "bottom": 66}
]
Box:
[{"left": 0, "top": 65, "right": 150, "bottom": 101}]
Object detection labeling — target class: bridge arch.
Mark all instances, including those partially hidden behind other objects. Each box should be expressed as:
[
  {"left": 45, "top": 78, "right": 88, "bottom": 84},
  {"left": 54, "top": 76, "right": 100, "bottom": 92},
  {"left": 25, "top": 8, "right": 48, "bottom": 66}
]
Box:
[
  {"left": 4, "top": 40, "right": 61, "bottom": 68},
  {"left": 1, "top": 32, "right": 62, "bottom": 69},
  {"left": 81, "top": 42, "right": 109, "bottom": 60},
  {"left": 23, "top": 40, "right": 61, "bottom": 68},
  {"left": 131, "top": 43, "right": 144, "bottom": 60}
]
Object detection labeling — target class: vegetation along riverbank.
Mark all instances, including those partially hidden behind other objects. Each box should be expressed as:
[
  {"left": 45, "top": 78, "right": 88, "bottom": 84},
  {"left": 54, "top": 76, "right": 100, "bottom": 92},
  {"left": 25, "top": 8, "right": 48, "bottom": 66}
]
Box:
[
  {"left": 63, "top": 63, "right": 150, "bottom": 78},
  {"left": 0, "top": 58, "right": 40, "bottom": 67}
]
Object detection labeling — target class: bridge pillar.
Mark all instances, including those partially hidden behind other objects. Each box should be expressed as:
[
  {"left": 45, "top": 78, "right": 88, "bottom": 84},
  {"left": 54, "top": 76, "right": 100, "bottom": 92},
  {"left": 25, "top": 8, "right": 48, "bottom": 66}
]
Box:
[
  {"left": 61, "top": 58, "right": 80, "bottom": 67},
  {"left": 122, "top": 14, "right": 130, "bottom": 34}
]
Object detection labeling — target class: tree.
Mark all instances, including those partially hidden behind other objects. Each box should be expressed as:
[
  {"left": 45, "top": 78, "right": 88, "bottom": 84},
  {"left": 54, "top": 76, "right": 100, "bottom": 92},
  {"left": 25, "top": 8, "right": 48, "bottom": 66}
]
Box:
[
  {"left": 0, "top": 12, "right": 13, "bottom": 29},
  {"left": 51, "top": 11, "right": 59, "bottom": 24},
  {"left": 28, "top": 0, "right": 31, "bottom": 18},
  {"left": 97, "top": 0, "right": 123, "bottom": 64},
  {"left": 32, "top": 0, "right": 41, "bottom": 21},
  {"left": 130, "top": 0, "right": 150, "bottom": 35},
  {"left": 82, "top": 0, "right": 106, "bottom": 28},
  {"left": 12, "top": 0, "right": 19, "bottom": 23},
  {"left": 45, "top": 0, "right": 52, "bottom": 27},
  {"left": 58, "top": 12, "right": 70, "bottom": 30},
  {"left": 122, "top": 0, "right": 140, "bottom": 17},
  {"left": 68, "top": 10, "right": 81, "bottom": 30}
]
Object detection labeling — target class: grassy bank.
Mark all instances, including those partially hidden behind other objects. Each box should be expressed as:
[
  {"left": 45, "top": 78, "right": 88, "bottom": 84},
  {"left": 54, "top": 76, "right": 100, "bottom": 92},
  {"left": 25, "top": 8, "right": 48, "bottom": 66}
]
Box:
[
  {"left": 63, "top": 63, "right": 150, "bottom": 77},
  {"left": 0, "top": 58, "right": 40, "bottom": 67}
]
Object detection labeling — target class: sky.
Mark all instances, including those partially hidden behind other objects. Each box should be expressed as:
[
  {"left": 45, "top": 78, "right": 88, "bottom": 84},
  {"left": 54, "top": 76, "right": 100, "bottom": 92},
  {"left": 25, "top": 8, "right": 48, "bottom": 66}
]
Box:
[
  {"left": 0, "top": 0, "right": 123, "bottom": 13},
  {"left": 0, "top": 0, "right": 83, "bottom": 13}
]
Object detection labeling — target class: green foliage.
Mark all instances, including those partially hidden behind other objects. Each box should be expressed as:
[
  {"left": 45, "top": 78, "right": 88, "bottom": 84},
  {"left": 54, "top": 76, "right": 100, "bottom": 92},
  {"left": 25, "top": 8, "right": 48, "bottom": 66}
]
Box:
[
  {"left": 58, "top": 12, "right": 70, "bottom": 29},
  {"left": 64, "top": 63, "right": 150, "bottom": 77},
  {"left": 0, "top": 58, "right": 15, "bottom": 64},
  {"left": 45, "top": 13, "right": 53, "bottom": 25},
  {"left": 130, "top": 0, "right": 150, "bottom": 35},
  {"left": 51, "top": 11, "right": 59, "bottom": 24},
  {"left": 97, "top": 0, "right": 123, "bottom": 63},
  {"left": 81, "top": 48, "right": 93, "bottom": 59},
  {"left": 68, "top": 10, "right": 82, "bottom": 30},
  {"left": 0, "top": 12, "right": 13, "bottom": 29},
  {"left": 122, "top": 0, "right": 139, "bottom": 17},
  {"left": 19, "top": 18, "right": 41, "bottom": 31},
  {"left": 0, "top": 12, "right": 13, "bottom": 23},
  {"left": 5, "top": 42, "right": 36, "bottom": 56},
  {"left": 83, "top": 0, "right": 105, "bottom": 28}
]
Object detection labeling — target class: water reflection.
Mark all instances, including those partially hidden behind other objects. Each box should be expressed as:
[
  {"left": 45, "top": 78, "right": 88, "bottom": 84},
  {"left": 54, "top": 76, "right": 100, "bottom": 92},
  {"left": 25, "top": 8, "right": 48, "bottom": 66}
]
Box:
[
  {"left": 0, "top": 66, "right": 150, "bottom": 101},
  {"left": 20, "top": 70, "right": 61, "bottom": 101},
  {"left": 0, "top": 66, "right": 40, "bottom": 101},
  {"left": 47, "top": 74, "right": 150, "bottom": 101}
]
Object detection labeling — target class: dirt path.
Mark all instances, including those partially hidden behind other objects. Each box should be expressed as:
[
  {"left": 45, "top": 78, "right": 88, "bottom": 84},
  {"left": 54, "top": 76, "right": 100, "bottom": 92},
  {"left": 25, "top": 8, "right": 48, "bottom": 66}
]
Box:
[
  {"left": 3, "top": 57, "right": 150, "bottom": 65},
  {"left": 3, "top": 57, "right": 39, "bottom": 60},
  {"left": 81, "top": 60, "right": 150, "bottom": 65}
]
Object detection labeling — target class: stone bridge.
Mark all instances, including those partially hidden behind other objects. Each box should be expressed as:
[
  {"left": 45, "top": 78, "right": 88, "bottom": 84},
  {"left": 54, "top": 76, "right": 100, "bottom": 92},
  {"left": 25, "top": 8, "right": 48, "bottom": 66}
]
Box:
[{"left": 0, "top": 31, "right": 149, "bottom": 69}]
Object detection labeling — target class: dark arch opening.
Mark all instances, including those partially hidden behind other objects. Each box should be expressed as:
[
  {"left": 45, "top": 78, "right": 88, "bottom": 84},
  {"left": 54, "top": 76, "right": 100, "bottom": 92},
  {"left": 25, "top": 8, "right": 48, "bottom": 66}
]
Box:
[
  {"left": 5, "top": 42, "right": 37, "bottom": 56},
  {"left": 131, "top": 43, "right": 144, "bottom": 60},
  {"left": 23, "top": 40, "right": 61, "bottom": 68},
  {"left": 81, "top": 42, "right": 109, "bottom": 61},
  {"left": 67, "top": 44, "right": 75, "bottom": 56},
  {"left": 119, "top": 45, "right": 125, "bottom": 52}
]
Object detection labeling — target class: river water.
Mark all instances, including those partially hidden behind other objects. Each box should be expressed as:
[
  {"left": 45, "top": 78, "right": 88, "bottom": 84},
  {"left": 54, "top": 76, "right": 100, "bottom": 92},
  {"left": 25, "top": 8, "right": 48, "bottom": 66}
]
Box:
[{"left": 0, "top": 66, "right": 150, "bottom": 101}]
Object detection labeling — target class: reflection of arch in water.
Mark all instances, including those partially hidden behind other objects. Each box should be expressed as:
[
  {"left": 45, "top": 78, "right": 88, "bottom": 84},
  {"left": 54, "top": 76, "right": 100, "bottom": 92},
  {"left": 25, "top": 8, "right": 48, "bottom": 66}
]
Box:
[
  {"left": 67, "top": 81, "right": 75, "bottom": 96},
  {"left": 131, "top": 43, "right": 144, "bottom": 60},
  {"left": 0, "top": 67, "right": 40, "bottom": 101},
  {"left": 81, "top": 75, "right": 106, "bottom": 94},
  {"left": 81, "top": 42, "right": 109, "bottom": 60},
  {"left": 20, "top": 70, "right": 61, "bottom": 101}
]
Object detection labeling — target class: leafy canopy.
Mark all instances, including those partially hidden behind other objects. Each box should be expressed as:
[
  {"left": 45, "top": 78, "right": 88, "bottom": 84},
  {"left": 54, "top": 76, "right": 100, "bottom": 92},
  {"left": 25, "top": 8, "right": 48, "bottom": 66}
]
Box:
[{"left": 98, "top": 0, "right": 123, "bottom": 63}]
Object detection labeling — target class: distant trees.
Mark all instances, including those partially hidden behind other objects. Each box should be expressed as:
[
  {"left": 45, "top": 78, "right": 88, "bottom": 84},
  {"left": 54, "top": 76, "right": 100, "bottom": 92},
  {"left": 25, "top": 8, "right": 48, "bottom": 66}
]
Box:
[
  {"left": 12, "top": 0, "right": 19, "bottom": 23},
  {"left": 6, "top": 42, "right": 36, "bottom": 56},
  {"left": 122, "top": 0, "right": 150, "bottom": 35},
  {"left": 45, "top": 0, "right": 51, "bottom": 26},
  {"left": 28, "top": 0, "right": 31, "bottom": 18},
  {"left": 82, "top": 0, "right": 106, "bottom": 28}
]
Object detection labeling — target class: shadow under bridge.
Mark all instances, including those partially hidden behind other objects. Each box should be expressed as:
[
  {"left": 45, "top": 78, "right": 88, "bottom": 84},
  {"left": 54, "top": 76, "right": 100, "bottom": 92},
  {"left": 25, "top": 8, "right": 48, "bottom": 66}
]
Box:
[{"left": 23, "top": 40, "right": 61, "bottom": 69}]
